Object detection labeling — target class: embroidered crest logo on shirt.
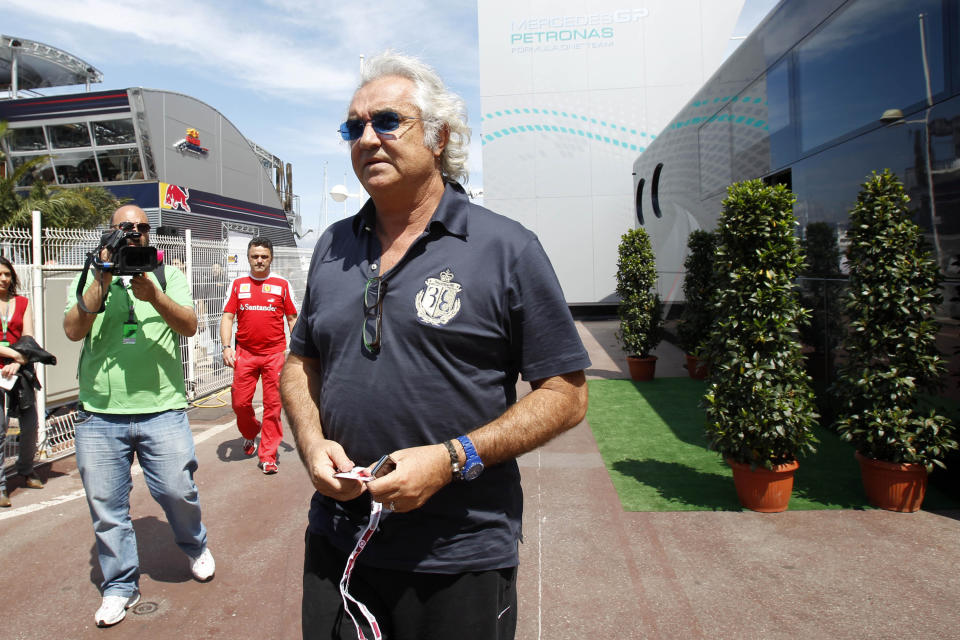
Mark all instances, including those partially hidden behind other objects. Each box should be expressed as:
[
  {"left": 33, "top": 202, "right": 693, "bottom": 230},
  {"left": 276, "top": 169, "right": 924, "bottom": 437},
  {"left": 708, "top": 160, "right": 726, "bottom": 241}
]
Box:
[
  {"left": 415, "top": 268, "right": 462, "bottom": 326},
  {"left": 263, "top": 284, "right": 279, "bottom": 294}
]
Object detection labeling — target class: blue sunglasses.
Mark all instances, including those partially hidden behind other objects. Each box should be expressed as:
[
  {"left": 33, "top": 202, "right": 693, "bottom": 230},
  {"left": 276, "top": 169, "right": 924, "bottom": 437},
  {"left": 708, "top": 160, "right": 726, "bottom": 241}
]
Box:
[{"left": 339, "top": 111, "right": 421, "bottom": 141}]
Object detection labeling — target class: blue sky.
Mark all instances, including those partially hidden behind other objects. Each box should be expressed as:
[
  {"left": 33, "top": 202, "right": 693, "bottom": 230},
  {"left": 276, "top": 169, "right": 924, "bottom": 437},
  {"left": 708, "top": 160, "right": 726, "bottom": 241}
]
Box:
[{"left": 3, "top": 0, "right": 777, "bottom": 243}]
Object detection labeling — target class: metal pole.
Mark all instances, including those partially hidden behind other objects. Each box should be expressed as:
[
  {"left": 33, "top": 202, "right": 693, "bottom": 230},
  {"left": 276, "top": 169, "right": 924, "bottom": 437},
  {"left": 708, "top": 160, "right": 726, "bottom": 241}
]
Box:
[
  {"left": 184, "top": 229, "right": 195, "bottom": 399},
  {"left": 323, "top": 161, "right": 328, "bottom": 231},
  {"left": 31, "top": 210, "right": 47, "bottom": 459},
  {"left": 10, "top": 46, "right": 18, "bottom": 99}
]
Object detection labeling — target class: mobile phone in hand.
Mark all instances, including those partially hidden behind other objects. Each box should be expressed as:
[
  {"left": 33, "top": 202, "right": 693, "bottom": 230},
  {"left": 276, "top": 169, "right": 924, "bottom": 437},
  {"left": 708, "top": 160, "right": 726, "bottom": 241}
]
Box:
[{"left": 371, "top": 454, "right": 396, "bottom": 478}]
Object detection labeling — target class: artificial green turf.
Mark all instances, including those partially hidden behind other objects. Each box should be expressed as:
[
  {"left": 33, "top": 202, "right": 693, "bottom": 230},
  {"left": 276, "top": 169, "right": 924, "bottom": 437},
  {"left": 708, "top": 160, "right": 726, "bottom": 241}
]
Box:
[{"left": 586, "top": 378, "right": 960, "bottom": 512}]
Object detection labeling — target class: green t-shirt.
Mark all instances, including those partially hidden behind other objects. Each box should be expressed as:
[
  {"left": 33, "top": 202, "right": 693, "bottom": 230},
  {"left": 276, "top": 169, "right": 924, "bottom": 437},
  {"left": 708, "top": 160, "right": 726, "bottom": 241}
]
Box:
[{"left": 66, "top": 265, "right": 193, "bottom": 413}]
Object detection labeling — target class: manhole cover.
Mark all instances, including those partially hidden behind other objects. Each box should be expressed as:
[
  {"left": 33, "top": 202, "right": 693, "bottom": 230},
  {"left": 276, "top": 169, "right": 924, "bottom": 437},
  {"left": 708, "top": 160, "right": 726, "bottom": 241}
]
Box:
[{"left": 132, "top": 601, "right": 159, "bottom": 615}]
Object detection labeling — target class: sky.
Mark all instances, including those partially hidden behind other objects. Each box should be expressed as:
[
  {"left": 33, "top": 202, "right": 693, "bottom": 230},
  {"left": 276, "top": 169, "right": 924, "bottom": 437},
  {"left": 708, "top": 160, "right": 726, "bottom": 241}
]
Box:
[{"left": 3, "top": 0, "right": 778, "bottom": 245}]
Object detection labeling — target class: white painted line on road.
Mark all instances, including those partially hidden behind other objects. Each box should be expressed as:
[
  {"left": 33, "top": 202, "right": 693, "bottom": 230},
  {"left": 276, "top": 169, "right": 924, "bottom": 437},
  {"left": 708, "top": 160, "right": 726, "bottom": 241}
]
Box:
[{"left": 0, "top": 409, "right": 257, "bottom": 522}]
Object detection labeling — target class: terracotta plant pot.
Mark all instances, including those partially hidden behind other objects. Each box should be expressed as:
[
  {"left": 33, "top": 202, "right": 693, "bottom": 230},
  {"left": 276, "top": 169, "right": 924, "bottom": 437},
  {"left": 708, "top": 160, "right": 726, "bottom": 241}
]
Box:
[
  {"left": 684, "top": 354, "right": 708, "bottom": 380},
  {"left": 626, "top": 355, "right": 657, "bottom": 381},
  {"left": 855, "top": 451, "right": 928, "bottom": 512},
  {"left": 726, "top": 458, "right": 799, "bottom": 513}
]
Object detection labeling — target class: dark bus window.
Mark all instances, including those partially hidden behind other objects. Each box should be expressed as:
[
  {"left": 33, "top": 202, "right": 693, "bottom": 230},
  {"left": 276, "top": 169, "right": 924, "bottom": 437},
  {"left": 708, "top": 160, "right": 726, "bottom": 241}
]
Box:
[
  {"left": 8, "top": 126, "right": 46, "bottom": 151},
  {"left": 763, "top": 168, "right": 792, "bottom": 192},
  {"left": 46, "top": 122, "right": 92, "bottom": 149},
  {"left": 796, "top": 0, "right": 946, "bottom": 154},
  {"left": 652, "top": 163, "right": 664, "bottom": 219},
  {"left": 92, "top": 119, "right": 137, "bottom": 146},
  {"left": 636, "top": 177, "right": 645, "bottom": 224}
]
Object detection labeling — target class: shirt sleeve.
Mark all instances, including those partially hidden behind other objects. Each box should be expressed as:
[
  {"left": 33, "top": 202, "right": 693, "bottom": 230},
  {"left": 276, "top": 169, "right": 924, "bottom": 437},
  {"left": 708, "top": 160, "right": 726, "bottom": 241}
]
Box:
[
  {"left": 284, "top": 281, "right": 298, "bottom": 315},
  {"left": 223, "top": 278, "right": 239, "bottom": 314},
  {"left": 509, "top": 237, "right": 591, "bottom": 382}
]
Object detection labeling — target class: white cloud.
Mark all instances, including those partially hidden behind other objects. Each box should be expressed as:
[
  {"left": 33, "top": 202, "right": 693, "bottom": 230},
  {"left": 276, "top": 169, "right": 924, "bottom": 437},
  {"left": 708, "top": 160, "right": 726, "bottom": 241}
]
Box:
[{"left": 5, "top": 0, "right": 358, "bottom": 99}]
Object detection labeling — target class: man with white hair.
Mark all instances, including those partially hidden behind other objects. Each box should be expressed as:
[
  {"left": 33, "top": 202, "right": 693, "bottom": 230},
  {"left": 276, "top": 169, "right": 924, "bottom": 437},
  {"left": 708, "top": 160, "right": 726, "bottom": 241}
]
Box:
[{"left": 281, "top": 51, "right": 589, "bottom": 639}]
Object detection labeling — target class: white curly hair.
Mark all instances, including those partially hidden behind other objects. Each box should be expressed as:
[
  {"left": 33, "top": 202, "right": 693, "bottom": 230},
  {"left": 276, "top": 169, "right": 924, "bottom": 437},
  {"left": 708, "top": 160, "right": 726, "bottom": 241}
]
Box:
[{"left": 358, "top": 51, "right": 471, "bottom": 185}]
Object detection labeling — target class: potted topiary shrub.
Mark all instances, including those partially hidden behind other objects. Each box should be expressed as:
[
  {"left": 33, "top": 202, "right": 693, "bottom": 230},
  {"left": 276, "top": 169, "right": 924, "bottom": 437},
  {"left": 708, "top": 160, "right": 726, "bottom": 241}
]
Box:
[
  {"left": 701, "top": 179, "right": 818, "bottom": 512},
  {"left": 615, "top": 226, "right": 664, "bottom": 381},
  {"left": 676, "top": 229, "right": 717, "bottom": 380},
  {"left": 834, "top": 170, "right": 958, "bottom": 512},
  {"left": 799, "top": 221, "right": 843, "bottom": 382}
]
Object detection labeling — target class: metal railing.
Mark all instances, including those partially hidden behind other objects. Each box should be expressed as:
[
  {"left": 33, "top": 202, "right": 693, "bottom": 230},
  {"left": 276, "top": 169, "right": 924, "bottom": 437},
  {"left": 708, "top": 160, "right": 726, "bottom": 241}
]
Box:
[{"left": 2, "top": 213, "right": 314, "bottom": 474}]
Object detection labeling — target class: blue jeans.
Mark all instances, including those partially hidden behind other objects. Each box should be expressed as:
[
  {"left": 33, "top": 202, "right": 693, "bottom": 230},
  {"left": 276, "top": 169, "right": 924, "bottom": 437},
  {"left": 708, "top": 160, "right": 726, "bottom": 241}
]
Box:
[{"left": 75, "top": 409, "right": 208, "bottom": 597}]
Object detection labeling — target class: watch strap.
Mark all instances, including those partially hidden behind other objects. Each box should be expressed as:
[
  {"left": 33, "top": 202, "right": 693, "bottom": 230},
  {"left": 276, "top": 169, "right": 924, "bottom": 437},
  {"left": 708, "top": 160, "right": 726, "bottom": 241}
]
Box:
[{"left": 443, "top": 440, "right": 462, "bottom": 480}]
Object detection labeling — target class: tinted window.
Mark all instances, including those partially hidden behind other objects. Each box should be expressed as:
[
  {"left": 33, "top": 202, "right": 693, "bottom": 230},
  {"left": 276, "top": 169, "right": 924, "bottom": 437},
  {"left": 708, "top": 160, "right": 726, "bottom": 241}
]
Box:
[
  {"left": 96, "top": 149, "right": 143, "bottom": 181},
  {"left": 11, "top": 155, "right": 54, "bottom": 187},
  {"left": 8, "top": 126, "right": 46, "bottom": 151},
  {"left": 652, "top": 163, "right": 664, "bottom": 218},
  {"left": 636, "top": 177, "right": 645, "bottom": 224},
  {"left": 53, "top": 150, "right": 101, "bottom": 184},
  {"left": 46, "top": 122, "right": 92, "bottom": 149},
  {"left": 92, "top": 119, "right": 137, "bottom": 146},
  {"left": 796, "top": 0, "right": 946, "bottom": 153}
]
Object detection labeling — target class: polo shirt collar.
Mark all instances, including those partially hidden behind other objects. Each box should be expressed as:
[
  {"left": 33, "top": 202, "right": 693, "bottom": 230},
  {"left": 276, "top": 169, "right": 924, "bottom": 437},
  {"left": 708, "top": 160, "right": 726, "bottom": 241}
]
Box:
[{"left": 352, "top": 181, "right": 470, "bottom": 239}]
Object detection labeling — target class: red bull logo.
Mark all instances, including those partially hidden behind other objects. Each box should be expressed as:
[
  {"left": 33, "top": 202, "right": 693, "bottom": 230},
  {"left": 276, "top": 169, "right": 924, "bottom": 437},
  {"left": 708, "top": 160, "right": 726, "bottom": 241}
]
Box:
[{"left": 161, "top": 183, "right": 191, "bottom": 212}]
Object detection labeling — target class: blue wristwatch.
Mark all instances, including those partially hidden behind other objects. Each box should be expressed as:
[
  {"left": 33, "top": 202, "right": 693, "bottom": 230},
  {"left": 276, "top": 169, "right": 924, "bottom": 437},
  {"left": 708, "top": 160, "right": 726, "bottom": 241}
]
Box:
[{"left": 456, "top": 435, "right": 484, "bottom": 481}]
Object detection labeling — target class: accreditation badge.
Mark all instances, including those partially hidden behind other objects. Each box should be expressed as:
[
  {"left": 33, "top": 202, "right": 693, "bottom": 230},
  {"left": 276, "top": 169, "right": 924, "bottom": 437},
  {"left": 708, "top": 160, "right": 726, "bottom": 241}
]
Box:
[
  {"left": 122, "top": 322, "right": 138, "bottom": 345},
  {"left": 0, "top": 341, "right": 8, "bottom": 348}
]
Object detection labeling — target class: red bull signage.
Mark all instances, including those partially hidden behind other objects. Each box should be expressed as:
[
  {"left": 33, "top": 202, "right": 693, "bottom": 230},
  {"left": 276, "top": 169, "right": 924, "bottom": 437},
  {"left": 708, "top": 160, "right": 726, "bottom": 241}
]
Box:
[{"left": 160, "top": 182, "right": 191, "bottom": 212}]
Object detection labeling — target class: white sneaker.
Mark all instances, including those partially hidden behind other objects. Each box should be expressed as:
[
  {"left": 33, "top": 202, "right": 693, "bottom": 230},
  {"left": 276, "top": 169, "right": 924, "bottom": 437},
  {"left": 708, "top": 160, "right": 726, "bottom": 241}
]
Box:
[
  {"left": 190, "top": 547, "right": 215, "bottom": 581},
  {"left": 95, "top": 592, "right": 140, "bottom": 627}
]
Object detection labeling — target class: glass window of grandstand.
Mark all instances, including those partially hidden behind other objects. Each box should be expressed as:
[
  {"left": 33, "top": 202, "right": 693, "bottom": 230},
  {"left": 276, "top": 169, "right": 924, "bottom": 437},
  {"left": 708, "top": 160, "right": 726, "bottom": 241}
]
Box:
[
  {"left": 7, "top": 117, "right": 141, "bottom": 186},
  {"left": 796, "top": 0, "right": 946, "bottom": 154},
  {"left": 53, "top": 151, "right": 101, "bottom": 184},
  {"left": 96, "top": 149, "right": 143, "bottom": 181},
  {"left": 7, "top": 126, "right": 46, "bottom": 151},
  {"left": 92, "top": 119, "right": 137, "bottom": 146},
  {"left": 10, "top": 155, "right": 55, "bottom": 187},
  {"left": 47, "top": 122, "right": 92, "bottom": 149}
]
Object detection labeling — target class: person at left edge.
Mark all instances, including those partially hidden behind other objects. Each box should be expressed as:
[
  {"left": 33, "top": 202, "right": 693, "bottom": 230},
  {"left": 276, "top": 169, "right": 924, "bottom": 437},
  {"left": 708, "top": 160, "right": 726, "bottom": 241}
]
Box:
[
  {"left": 220, "top": 237, "right": 298, "bottom": 475},
  {"left": 63, "top": 205, "right": 215, "bottom": 628},
  {"left": 0, "top": 256, "right": 44, "bottom": 508}
]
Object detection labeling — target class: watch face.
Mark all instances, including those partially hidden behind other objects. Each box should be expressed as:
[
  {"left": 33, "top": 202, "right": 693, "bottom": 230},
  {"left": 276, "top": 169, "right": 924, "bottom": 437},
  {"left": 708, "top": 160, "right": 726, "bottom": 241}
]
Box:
[{"left": 463, "top": 462, "right": 484, "bottom": 481}]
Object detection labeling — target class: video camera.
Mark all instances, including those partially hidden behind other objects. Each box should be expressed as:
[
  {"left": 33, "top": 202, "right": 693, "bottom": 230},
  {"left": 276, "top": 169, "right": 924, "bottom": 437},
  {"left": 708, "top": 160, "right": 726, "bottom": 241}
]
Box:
[
  {"left": 93, "top": 227, "right": 158, "bottom": 275},
  {"left": 75, "top": 224, "right": 160, "bottom": 314}
]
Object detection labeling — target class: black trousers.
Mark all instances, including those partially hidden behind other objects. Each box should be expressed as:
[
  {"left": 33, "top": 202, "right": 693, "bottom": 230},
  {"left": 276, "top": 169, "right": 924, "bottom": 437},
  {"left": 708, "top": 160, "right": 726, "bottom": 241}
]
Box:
[{"left": 303, "top": 530, "right": 518, "bottom": 640}]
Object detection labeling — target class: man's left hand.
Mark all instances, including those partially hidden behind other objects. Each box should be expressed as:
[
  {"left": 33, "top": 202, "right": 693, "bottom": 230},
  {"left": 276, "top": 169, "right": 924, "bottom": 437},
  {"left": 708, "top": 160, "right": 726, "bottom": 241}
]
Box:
[
  {"left": 129, "top": 273, "right": 159, "bottom": 303},
  {"left": 366, "top": 443, "right": 451, "bottom": 513}
]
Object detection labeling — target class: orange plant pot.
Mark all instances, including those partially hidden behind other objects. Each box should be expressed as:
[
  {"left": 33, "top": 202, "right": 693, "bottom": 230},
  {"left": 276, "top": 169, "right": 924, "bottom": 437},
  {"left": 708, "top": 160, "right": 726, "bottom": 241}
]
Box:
[
  {"left": 684, "top": 354, "right": 708, "bottom": 380},
  {"left": 726, "top": 458, "right": 799, "bottom": 513},
  {"left": 855, "top": 451, "right": 928, "bottom": 513},
  {"left": 626, "top": 355, "right": 657, "bottom": 381}
]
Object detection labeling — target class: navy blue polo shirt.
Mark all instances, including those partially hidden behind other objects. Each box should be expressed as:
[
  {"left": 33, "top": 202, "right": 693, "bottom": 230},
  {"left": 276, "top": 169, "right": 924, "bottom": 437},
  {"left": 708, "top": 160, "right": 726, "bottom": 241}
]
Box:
[{"left": 290, "top": 182, "right": 590, "bottom": 573}]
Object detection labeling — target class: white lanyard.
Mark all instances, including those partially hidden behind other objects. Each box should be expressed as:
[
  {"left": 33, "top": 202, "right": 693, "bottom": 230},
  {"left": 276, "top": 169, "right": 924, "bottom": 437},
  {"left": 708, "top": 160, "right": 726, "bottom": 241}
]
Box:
[{"left": 339, "top": 499, "right": 385, "bottom": 640}]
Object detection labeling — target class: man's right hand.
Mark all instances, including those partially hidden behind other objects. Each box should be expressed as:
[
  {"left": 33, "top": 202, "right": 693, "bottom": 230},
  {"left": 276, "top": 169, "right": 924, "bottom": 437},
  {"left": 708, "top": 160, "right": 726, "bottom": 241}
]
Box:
[{"left": 302, "top": 438, "right": 366, "bottom": 502}]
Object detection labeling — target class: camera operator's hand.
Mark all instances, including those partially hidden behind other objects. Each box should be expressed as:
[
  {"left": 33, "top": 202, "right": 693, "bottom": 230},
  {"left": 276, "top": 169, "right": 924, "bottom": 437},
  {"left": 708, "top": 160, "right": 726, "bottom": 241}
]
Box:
[
  {"left": 129, "top": 272, "right": 159, "bottom": 304},
  {"left": 94, "top": 247, "right": 114, "bottom": 288}
]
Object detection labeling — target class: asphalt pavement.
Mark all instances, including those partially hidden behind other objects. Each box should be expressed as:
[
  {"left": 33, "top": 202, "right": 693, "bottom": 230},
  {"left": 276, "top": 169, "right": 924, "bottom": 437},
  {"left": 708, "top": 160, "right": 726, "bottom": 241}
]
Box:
[{"left": 1, "top": 319, "right": 959, "bottom": 639}]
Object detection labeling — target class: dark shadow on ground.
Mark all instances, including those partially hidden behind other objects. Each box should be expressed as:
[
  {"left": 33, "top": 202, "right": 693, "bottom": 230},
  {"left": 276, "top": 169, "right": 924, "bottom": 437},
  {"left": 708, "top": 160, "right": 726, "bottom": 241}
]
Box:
[{"left": 88, "top": 515, "right": 192, "bottom": 590}]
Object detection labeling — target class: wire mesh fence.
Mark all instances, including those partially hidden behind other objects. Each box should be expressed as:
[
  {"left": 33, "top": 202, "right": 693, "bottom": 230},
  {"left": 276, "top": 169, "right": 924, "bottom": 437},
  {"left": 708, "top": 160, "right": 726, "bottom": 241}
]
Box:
[{"left": 2, "top": 223, "right": 313, "bottom": 475}]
